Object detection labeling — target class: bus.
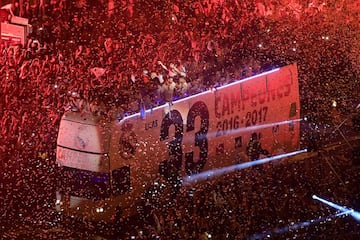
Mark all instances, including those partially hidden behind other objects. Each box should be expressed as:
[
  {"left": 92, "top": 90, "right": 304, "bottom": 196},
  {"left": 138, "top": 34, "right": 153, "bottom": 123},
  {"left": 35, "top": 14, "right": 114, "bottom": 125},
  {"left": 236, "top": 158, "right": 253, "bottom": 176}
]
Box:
[{"left": 55, "top": 63, "right": 301, "bottom": 222}]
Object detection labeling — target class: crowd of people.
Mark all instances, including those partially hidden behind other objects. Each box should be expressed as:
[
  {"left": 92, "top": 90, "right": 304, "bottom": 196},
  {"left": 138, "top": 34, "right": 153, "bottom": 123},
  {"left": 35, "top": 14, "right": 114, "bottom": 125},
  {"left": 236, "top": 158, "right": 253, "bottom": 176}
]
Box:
[
  {"left": 1, "top": 0, "right": 359, "bottom": 239},
  {"left": 129, "top": 150, "right": 359, "bottom": 239},
  {"left": 1, "top": 0, "right": 358, "bottom": 162}
]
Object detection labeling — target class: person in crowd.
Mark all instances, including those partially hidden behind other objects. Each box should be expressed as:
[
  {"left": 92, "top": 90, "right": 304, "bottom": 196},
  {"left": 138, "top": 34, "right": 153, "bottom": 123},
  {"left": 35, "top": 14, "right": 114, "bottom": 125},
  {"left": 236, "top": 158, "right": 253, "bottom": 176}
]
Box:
[
  {"left": 0, "top": 1, "right": 359, "bottom": 239},
  {"left": 160, "top": 76, "right": 176, "bottom": 103},
  {"left": 175, "top": 76, "right": 189, "bottom": 97}
]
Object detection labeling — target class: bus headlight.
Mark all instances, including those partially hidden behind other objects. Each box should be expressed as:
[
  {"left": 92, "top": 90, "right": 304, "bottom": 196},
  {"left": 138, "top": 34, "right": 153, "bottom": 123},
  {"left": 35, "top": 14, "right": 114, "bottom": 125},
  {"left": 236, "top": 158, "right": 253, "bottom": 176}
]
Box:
[{"left": 96, "top": 207, "right": 104, "bottom": 213}]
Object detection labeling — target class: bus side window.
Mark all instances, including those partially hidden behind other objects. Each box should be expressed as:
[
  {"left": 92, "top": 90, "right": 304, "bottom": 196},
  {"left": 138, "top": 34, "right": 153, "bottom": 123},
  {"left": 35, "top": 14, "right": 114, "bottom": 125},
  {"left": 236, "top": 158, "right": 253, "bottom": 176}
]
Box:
[{"left": 112, "top": 166, "right": 131, "bottom": 195}]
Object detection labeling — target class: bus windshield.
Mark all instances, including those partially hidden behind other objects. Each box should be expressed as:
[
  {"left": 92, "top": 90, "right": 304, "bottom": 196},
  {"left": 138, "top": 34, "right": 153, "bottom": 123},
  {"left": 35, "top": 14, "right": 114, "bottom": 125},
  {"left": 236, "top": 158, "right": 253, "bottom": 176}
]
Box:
[{"left": 58, "top": 166, "right": 111, "bottom": 200}]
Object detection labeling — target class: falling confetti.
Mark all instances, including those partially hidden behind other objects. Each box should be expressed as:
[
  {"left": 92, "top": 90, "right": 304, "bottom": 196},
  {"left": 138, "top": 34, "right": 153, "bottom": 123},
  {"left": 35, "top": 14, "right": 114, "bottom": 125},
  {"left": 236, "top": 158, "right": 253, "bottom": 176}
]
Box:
[{"left": 1, "top": 0, "right": 359, "bottom": 239}]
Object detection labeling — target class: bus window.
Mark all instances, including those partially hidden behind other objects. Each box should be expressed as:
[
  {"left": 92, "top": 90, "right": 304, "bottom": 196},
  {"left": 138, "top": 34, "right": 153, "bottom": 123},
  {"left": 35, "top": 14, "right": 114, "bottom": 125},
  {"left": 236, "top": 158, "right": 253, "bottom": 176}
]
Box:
[{"left": 59, "top": 166, "right": 111, "bottom": 200}]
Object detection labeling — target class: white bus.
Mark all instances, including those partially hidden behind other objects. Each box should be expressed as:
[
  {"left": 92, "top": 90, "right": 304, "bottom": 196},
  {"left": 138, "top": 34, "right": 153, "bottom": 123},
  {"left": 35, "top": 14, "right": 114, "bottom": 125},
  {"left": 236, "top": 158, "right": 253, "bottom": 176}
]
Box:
[{"left": 55, "top": 63, "right": 300, "bottom": 222}]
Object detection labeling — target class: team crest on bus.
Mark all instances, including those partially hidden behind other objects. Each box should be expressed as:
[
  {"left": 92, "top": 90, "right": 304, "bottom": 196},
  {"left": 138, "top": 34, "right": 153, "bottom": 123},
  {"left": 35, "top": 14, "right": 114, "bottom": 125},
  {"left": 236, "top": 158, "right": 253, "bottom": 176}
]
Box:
[
  {"left": 118, "top": 122, "right": 138, "bottom": 159},
  {"left": 75, "top": 126, "right": 89, "bottom": 150}
]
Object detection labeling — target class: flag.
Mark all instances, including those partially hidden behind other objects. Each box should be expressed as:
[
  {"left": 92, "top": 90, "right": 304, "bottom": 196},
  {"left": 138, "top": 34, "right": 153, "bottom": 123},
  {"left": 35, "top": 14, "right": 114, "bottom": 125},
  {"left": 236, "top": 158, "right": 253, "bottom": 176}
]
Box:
[
  {"left": 1, "top": 4, "right": 13, "bottom": 10},
  {"left": 90, "top": 67, "right": 106, "bottom": 79},
  {"left": 1, "top": 4, "right": 14, "bottom": 17}
]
